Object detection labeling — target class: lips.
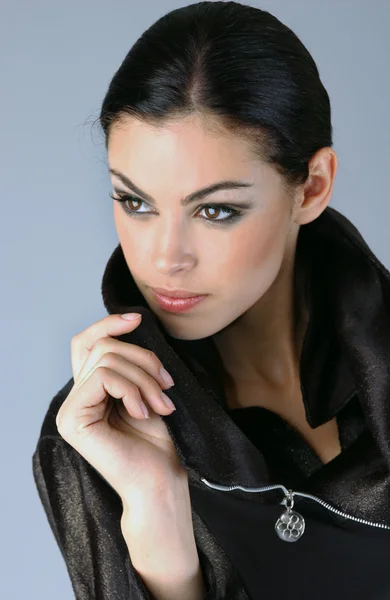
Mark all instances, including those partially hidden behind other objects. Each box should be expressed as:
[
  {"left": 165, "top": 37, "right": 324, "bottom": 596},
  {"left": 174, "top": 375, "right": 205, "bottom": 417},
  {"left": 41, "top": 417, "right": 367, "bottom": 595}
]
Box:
[
  {"left": 150, "top": 288, "right": 208, "bottom": 313},
  {"left": 150, "top": 287, "right": 205, "bottom": 299}
]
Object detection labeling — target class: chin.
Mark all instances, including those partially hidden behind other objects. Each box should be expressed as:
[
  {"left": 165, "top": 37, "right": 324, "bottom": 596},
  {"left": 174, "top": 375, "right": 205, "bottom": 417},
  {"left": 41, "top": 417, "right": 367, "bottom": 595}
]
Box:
[
  {"left": 156, "top": 316, "right": 215, "bottom": 341},
  {"left": 162, "top": 325, "right": 210, "bottom": 341}
]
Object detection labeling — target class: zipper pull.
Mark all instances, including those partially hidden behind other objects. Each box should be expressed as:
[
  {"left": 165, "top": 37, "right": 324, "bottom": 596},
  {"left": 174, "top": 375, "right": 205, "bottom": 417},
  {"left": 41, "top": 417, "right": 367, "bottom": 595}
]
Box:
[{"left": 275, "top": 489, "right": 306, "bottom": 542}]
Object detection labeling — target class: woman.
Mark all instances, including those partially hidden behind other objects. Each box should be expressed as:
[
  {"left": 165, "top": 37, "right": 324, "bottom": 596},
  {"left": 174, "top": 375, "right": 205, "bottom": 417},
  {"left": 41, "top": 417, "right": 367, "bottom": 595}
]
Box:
[{"left": 32, "top": 2, "right": 390, "bottom": 599}]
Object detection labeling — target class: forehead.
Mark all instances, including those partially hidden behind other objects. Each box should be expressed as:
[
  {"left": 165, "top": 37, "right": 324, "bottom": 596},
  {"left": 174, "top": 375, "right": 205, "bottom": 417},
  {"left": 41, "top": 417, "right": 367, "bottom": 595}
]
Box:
[
  {"left": 106, "top": 116, "right": 270, "bottom": 197},
  {"left": 108, "top": 115, "right": 257, "bottom": 163}
]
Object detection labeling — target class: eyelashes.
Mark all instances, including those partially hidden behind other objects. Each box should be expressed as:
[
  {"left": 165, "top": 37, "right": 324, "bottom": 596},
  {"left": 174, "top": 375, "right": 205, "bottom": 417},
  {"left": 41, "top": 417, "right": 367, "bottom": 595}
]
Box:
[{"left": 108, "top": 192, "right": 243, "bottom": 225}]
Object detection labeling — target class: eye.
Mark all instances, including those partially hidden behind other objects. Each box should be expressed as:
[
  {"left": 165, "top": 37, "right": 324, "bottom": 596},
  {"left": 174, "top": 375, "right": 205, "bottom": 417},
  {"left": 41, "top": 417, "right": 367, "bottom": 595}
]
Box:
[
  {"left": 200, "top": 204, "right": 238, "bottom": 222},
  {"left": 109, "top": 193, "right": 243, "bottom": 225},
  {"left": 109, "top": 193, "right": 150, "bottom": 215}
]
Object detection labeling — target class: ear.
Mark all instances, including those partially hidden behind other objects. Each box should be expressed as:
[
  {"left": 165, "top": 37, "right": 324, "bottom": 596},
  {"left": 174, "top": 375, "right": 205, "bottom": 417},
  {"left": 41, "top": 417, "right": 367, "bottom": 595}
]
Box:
[{"left": 293, "top": 147, "right": 338, "bottom": 226}]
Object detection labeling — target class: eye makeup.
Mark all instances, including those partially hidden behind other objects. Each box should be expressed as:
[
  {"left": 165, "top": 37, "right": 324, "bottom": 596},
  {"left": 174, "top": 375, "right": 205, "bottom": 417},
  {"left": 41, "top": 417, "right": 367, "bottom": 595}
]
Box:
[{"left": 109, "top": 192, "right": 247, "bottom": 226}]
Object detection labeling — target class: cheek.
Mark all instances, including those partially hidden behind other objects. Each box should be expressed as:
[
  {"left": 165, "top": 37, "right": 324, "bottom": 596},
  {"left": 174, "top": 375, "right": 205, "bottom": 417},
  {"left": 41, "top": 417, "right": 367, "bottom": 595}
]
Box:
[
  {"left": 113, "top": 203, "right": 126, "bottom": 239},
  {"left": 216, "top": 213, "right": 289, "bottom": 285},
  {"left": 114, "top": 207, "right": 146, "bottom": 271}
]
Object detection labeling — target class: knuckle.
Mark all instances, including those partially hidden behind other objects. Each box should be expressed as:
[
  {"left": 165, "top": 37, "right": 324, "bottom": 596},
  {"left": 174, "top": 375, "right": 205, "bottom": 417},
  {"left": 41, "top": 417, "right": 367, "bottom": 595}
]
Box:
[
  {"left": 94, "top": 364, "right": 110, "bottom": 379},
  {"left": 144, "top": 349, "right": 161, "bottom": 368},
  {"left": 143, "top": 348, "right": 156, "bottom": 361},
  {"left": 55, "top": 412, "right": 68, "bottom": 437},
  {"left": 125, "top": 380, "right": 141, "bottom": 397},
  {"left": 71, "top": 334, "right": 80, "bottom": 347},
  {"left": 98, "top": 351, "right": 117, "bottom": 369},
  {"left": 56, "top": 419, "right": 64, "bottom": 436}
]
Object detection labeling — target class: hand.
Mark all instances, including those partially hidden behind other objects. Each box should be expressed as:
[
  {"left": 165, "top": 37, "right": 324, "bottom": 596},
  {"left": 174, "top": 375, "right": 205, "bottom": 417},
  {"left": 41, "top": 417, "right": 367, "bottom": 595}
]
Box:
[{"left": 55, "top": 313, "right": 187, "bottom": 503}]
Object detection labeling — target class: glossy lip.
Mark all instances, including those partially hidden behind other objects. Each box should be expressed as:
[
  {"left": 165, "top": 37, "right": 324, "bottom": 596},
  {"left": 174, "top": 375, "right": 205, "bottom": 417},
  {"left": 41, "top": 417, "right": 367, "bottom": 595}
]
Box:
[
  {"left": 151, "top": 289, "right": 208, "bottom": 313},
  {"left": 150, "top": 286, "right": 207, "bottom": 299}
]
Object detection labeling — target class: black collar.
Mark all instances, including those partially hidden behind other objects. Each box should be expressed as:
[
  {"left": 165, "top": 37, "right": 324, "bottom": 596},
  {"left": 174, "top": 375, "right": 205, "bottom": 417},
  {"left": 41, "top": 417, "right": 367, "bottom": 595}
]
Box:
[
  {"left": 101, "top": 207, "right": 390, "bottom": 499},
  {"left": 101, "top": 206, "right": 359, "bottom": 426}
]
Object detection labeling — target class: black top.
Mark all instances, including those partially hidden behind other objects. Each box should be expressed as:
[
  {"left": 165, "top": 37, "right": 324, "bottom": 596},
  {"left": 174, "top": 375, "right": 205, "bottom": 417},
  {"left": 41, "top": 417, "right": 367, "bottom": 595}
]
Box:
[
  {"left": 226, "top": 394, "right": 366, "bottom": 487},
  {"left": 188, "top": 398, "right": 389, "bottom": 599}
]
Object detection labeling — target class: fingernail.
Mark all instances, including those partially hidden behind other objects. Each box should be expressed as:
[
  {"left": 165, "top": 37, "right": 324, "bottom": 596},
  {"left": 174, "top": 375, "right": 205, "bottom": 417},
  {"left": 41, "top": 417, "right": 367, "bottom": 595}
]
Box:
[
  {"left": 161, "top": 392, "right": 176, "bottom": 411},
  {"left": 121, "top": 313, "right": 142, "bottom": 320},
  {"left": 160, "top": 367, "right": 174, "bottom": 387},
  {"left": 140, "top": 401, "right": 150, "bottom": 419}
]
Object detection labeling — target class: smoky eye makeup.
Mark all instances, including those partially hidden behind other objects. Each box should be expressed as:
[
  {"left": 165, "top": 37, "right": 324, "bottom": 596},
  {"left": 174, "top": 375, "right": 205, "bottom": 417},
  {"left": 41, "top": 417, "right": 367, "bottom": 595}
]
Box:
[{"left": 108, "top": 191, "right": 249, "bottom": 225}]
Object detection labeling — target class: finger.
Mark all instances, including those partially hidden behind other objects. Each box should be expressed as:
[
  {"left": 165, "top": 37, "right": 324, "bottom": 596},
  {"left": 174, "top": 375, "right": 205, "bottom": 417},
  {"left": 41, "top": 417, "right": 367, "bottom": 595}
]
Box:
[
  {"left": 57, "top": 365, "right": 149, "bottom": 443},
  {"left": 75, "top": 337, "right": 174, "bottom": 395},
  {"left": 56, "top": 368, "right": 149, "bottom": 487},
  {"left": 86, "top": 352, "right": 175, "bottom": 415},
  {"left": 71, "top": 313, "right": 142, "bottom": 381}
]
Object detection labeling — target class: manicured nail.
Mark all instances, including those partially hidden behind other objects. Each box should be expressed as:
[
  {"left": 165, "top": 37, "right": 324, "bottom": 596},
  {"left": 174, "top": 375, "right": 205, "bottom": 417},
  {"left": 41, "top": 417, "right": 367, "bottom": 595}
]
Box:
[
  {"left": 140, "top": 401, "right": 150, "bottom": 419},
  {"left": 161, "top": 392, "right": 176, "bottom": 411},
  {"left": 160, "top": 367, "right": 174, "bottom": 387},
  {"left": 121, "top": 313, "right": 142, "bottom": 320}
]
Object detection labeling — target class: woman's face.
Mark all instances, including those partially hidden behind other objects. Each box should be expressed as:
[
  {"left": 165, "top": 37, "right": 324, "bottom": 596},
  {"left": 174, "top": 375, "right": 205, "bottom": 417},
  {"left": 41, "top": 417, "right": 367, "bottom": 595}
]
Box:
[{"left": 107, "top": 114, "right": 299, "bottom": 340}]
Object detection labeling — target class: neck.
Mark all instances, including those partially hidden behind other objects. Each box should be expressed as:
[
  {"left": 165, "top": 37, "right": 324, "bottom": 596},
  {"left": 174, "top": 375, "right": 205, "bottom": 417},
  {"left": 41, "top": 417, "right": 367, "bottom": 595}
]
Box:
[{"left": 211, "top": 250, "right": 309, "bottom": 393}]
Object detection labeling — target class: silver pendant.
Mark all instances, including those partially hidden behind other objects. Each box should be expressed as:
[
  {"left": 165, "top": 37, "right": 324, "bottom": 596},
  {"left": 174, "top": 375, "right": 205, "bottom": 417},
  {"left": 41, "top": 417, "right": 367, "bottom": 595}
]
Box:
[{"left": 275, "top": 490, "right": 305, "bottom": 542}]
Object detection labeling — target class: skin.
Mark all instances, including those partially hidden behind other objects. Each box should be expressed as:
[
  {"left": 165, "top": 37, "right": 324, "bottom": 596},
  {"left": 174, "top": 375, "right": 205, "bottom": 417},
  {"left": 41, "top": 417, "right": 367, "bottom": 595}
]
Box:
[{"left": 107, "top": 112, "right": 338, "bottom": 422}]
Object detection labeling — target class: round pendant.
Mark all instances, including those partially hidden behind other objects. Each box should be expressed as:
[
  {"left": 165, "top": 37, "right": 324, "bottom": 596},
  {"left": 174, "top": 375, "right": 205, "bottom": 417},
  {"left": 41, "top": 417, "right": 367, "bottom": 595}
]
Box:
[{"left": 275, "top": 509, "right": 305, "bottom": 542}]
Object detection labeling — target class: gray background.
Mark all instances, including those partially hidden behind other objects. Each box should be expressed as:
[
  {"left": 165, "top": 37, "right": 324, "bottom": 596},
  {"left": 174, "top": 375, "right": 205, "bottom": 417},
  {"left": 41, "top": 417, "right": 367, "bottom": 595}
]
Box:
[{"left": 1, "top": 0, "right": 389, "bottom": 598}]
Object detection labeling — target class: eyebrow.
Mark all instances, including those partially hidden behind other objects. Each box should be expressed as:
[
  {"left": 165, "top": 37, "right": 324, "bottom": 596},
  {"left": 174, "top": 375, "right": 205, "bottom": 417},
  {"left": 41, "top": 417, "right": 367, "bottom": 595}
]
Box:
[{"left": 109, "top": 168, "right": 254, "bottom": 207}]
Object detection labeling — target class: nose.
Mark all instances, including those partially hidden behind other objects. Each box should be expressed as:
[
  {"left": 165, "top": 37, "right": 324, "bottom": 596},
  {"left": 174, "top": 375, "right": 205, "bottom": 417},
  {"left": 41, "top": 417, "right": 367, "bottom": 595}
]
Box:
[{"left": 152, "top": 218, "right": 196, "bottom": 275}]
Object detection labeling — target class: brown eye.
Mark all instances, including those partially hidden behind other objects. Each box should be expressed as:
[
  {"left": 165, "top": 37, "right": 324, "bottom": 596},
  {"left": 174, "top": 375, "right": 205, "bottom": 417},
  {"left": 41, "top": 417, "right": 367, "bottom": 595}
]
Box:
[
  {"left": 204, "top": 206, "right": 221, "bottom": 220},
  {"left": 109, "top": 193, "right": 242, "bottom": 224},
  {"left": 109, "top": 193, "right": 151, "bottom": 215},
  {"left": 198, "top": 204, "right": 240, "bottom": 223},
  {"left": 128, "top": 198, "right": 142, "bottom": 210}
]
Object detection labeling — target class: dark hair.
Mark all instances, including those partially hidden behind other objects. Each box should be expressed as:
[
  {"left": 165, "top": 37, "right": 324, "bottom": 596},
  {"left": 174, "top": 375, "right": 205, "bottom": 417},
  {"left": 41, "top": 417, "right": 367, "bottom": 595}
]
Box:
[{"left": 98, "top": 0, "right": 332, "bottom": 190}]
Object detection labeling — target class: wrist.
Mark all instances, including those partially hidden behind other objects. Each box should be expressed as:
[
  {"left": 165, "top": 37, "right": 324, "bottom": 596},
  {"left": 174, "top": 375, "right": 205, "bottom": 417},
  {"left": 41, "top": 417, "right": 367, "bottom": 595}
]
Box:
[
  {"left": 120, "top": 477, "right": 199, "bottom": 577},
  {"left": 120, "top": 471, "right": 191, "bottom": 534},
  {"left": 122, "top": 517, "right": 200, "bottom": 580}
]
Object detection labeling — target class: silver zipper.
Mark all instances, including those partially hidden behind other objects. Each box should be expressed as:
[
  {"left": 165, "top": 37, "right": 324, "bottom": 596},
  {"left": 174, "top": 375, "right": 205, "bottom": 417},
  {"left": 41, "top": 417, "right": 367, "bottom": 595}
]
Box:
[{"left": 200, "top": 477, "right": 390, "bottom": 542}]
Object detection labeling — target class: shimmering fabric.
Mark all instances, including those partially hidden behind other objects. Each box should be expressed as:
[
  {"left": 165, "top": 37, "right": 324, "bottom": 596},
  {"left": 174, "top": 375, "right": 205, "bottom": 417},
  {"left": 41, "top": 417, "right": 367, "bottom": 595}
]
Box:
[
  {"left": 33, "top": 207, "right": 390, "bottom": 599},
  {"left": 226, "top": 392, "right": 367, "bottom": 486}
]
